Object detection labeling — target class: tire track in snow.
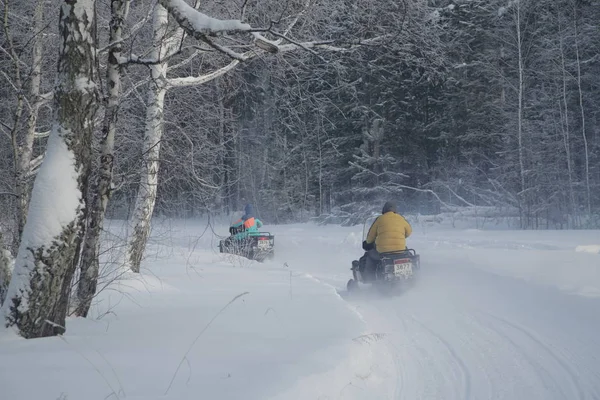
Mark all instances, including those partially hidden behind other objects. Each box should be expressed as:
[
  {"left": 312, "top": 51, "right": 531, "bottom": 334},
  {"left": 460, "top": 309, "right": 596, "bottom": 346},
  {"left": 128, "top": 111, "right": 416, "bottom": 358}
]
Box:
[
  {"left": 408, "top": 315, "right": 473, "bottom": 400},
  {"left": 277, "top": 225, "right": 600, "bottom": 399},
  {"left": 367, "top": 302, "right": 471, "bottom": 400},
  {"left": 386, "top": 338, "right": 405, "bottom": 400},
  {"left": 477, "top": 311, "right": 586, "bottom": 400},
  {"left": 465, "top": 310, "right": 569, "bottom": 399},
  {"left": 353, "top": 304, "right": 445, "bottom": 399}
]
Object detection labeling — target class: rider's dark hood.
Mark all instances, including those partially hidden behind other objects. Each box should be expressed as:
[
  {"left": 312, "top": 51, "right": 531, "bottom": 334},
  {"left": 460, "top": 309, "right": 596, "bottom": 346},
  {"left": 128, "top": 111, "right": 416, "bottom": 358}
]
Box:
[
  {"left": 243, "top": 204, "right": 255, "bottom": 220},
  {"left": 382, "top": 201, "right": 397, "bottom": 214}
]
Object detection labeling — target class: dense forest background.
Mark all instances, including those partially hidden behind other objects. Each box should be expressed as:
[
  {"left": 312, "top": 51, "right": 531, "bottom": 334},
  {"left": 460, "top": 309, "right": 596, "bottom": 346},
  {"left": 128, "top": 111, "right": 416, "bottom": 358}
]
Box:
[
  {"left": 0, "top": 0, "right": 599, "bottom": 337},
  {"left": 2, "top": 0, "right": 599, "bottom": 234}
]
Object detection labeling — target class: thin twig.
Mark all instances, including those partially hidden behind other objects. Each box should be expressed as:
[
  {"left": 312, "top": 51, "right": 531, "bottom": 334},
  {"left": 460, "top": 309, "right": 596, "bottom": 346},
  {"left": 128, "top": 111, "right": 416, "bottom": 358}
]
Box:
[{"left": 164, "top": 291, "right": 250, "bottom": 394}]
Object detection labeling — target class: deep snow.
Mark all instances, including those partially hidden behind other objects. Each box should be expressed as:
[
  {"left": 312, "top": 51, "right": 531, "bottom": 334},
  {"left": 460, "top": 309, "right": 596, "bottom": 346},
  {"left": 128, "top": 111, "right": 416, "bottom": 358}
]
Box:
[{"left": 1, "top": 218, "right": 599, "bottom": 399}]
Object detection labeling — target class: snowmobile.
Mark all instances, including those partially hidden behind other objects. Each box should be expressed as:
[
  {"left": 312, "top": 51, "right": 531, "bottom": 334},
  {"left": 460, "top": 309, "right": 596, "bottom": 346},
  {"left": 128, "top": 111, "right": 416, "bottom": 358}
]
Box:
[
  {"left": 346, "top": 216, "right": 420, "bottom": 295},
  {"left": 219, "top": 227, "right": 275, "bottom": 262},
  {"left": 347, "top": 248, "right": 420, "bottom": 294}
]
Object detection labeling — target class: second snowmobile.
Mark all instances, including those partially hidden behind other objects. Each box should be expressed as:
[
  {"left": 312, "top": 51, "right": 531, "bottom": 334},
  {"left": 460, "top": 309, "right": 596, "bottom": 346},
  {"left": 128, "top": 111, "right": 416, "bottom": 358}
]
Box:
[{"left": 219, "top": 229, "right": 275, "bottom": 262}]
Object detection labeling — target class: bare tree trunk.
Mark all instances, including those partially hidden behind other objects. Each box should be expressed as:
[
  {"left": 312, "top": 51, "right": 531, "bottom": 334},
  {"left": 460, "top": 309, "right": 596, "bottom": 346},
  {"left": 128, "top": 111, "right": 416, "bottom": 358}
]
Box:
[
  {"left": 1, "top": 0, "right": 99, "bottom": 338},
  {"left": 4, "top": 0, "right": 25, "bottom": 253},
  {"left": 301, "top": 138, "right": 309, "bottom": 220},
  {"left": 515, "top": 2, "right": 528, "bottom": 228},
  {"left": 371, "top": 118, "right": 383, "bottom": 185},
  {"left": 76, "top": 0, "right": 129, "bottom": 317},
  {"left": 216, "top": 80, "right": 226, "bottom": 212},
  {"left": 127, "top": 5, "right": 180, "bottom": 272},
  {"left": 558, "top": 16, "right": 576, "bottom": 223},
  {"left": 317, "top": 129, "right": 323, "bottom": 216},
  {"left": 573, "top": 2, "right": 591, "bottom": 216},
  {"left": 13, "top": 0, "right": 46, "bottom": 252}
]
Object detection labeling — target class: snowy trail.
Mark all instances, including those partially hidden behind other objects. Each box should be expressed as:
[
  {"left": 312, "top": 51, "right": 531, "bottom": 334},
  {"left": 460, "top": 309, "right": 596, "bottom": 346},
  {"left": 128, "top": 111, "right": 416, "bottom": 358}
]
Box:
[
  {"left": 1, "top": 221, "right": 599, "bottom": 400},
  {"left": 271, "top": 224, "right": 600, "bottom": 399},
  {"left": 353, "top": 264, "right": 600, "bottom": 399}
]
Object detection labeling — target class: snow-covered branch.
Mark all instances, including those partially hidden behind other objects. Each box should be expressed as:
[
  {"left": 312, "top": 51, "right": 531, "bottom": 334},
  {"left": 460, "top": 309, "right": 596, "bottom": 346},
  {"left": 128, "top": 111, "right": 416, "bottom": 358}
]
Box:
[
  {"left": 27, "top": 153, "right": 45, "bottom": 178},
  {"left": 429, "top": 181, "right": 476, "bottom": 208},
  {"left": 156, "top": 0, "right": 389, "bottom": 75},
  {"left": 167, "top": 58, "right": 244, "bottom": 88},
  {"left": 167, "top": 49, "right": 203, "bottom": 71},
  {"left": 166, "top": 37, "right": 370, "bottom": 89},
  {"left": 348, "top": 160, "right": 410, "bottom": 180},
  {"left": 159, "top": 0, "right": 316, "bottom": 60},
  {"left": 282, "top": 0, "right": 312, "bottom": 36},
  {"left": 34, "top": 130, "right": 50, "bottom": 139},
  {"left": 199, "top": 35, "right": 248, "bottom": 61},
  {"left": 159, "top": 0, "right": 251, "bottom": 36},
  {"left": 119, "top": 45, "right": 185, "bottom": 65}
]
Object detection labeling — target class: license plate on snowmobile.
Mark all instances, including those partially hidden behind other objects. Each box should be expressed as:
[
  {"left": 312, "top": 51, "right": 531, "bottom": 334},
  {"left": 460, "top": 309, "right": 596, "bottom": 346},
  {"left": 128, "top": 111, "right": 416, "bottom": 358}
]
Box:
[
  {"left": 257, "top": 239, "right": 270, "bottom": 249},
  {"left": 393, "top": 261, "right": 413, "bottom": 277}
]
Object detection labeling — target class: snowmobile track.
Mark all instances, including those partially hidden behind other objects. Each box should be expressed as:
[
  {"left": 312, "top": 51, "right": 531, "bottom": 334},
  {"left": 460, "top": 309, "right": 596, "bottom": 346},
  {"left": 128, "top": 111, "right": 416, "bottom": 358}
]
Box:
[
  {"left": 475, "top": 311, "right": 586, "bottom": 400},
  {"left": 409, "top": 315, "right": 473, "bottom": 400}
]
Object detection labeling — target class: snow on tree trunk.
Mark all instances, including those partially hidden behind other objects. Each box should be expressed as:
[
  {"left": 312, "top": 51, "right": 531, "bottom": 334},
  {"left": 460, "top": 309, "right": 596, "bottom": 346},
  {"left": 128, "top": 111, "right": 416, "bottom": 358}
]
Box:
[
  {"left": 127, "top": 5, "right": 179, "bottom": 273},
  {"left": 76, "top": 0, "right": 128, "bottom": 318},
  {"left": 14, "top": 0, "right": 45, "bottom": 251},
  {"left": 1, "top": 0, "right": 98, "bottom": 338}
]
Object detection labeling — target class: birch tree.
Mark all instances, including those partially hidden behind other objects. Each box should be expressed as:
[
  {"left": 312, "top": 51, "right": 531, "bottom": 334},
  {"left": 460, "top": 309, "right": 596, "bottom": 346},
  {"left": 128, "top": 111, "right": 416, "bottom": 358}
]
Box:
[
  {"left": 571, "top": 0, "right": 591, "bottom": 216},
  {"left": 15, "top": 0, "right": 48, "bottom": 247},
  {"left": 1, "top": 0, "right": 53, "bottom": 254},
  {"left": 511, "top": 0, "right": 528, "bottom": 225},
  {"left": 126, "top": 4, "right": 184, "bottom": 273},
  {"left": 2, "top": 0, "right": 26, "bottom": 253},
  {"left": 1, "top": 0, "right": 99, "bottom": 338},
  {"left": 76, "top": 0, "right": 130, "bottom": 317}
]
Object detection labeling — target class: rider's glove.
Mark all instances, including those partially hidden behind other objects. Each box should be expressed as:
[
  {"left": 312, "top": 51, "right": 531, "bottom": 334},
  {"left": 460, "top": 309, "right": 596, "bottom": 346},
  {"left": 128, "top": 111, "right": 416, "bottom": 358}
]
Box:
[{"left": 362, "top": 240, "right": 374, "bottom": 251}]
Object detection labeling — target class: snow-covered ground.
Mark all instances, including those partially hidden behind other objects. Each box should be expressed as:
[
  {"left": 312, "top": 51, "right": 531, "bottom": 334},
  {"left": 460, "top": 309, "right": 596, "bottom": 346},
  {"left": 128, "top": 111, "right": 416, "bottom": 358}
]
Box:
[{"left": 1, "top": 218, "right": 599, "bottom": 399}]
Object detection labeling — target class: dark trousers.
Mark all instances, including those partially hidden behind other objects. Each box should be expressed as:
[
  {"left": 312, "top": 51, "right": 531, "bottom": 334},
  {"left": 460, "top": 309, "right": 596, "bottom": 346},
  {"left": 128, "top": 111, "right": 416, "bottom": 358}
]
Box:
[{"left": 359, "top": 249, "right": 380, "bottom": 280}]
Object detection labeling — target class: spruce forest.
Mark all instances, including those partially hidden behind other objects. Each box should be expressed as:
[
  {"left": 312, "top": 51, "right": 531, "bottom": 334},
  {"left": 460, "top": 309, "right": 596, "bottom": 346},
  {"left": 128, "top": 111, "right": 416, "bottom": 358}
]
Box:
[{"left": 2, "top": 0, "right": 599, "bottom": 238}]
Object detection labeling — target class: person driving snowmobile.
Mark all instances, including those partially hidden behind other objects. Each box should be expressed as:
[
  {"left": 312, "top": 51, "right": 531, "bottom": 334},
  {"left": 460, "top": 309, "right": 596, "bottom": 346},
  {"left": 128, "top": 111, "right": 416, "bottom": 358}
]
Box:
[
  {"left": 359, "top": 201, "right": 412, "bottom": 279},
  {"left": 229, "top": 203, "right": 263, "bottom": 240}
]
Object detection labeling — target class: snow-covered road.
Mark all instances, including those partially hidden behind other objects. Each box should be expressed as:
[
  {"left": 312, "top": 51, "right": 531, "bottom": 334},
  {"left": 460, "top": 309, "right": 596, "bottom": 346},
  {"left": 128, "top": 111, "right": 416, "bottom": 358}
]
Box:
[
  {"left": 1, "top": 220, "right": 599, "bottom": 400},
  {"left": 272, "top": 224, "right": 600, "bottom": 399},
  {"left": 354, "top": 264, "right": 600, "bottom": 399}
]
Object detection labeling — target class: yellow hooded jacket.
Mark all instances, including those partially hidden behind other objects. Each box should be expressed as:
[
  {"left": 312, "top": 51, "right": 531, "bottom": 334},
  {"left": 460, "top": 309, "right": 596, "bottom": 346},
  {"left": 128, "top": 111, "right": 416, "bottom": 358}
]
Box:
[{"left": 365, "top": 212, "right": 412, "bottom": 253}]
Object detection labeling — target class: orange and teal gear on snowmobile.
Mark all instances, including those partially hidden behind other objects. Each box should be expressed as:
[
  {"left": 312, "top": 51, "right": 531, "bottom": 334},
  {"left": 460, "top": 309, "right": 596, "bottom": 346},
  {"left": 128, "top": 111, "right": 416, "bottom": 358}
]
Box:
[{"left": 230, "top": 204, "right": 263, "bottom": 239}]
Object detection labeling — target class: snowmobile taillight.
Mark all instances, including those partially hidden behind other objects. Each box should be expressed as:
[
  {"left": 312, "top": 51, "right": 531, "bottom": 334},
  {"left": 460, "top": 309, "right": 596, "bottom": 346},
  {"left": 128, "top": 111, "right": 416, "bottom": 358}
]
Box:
[
  {"left": 258, "top": 237, "right": 268, "bottom": 240},
  {"left": 394, "top": 258, "right": 411, "bottom": 265}
]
